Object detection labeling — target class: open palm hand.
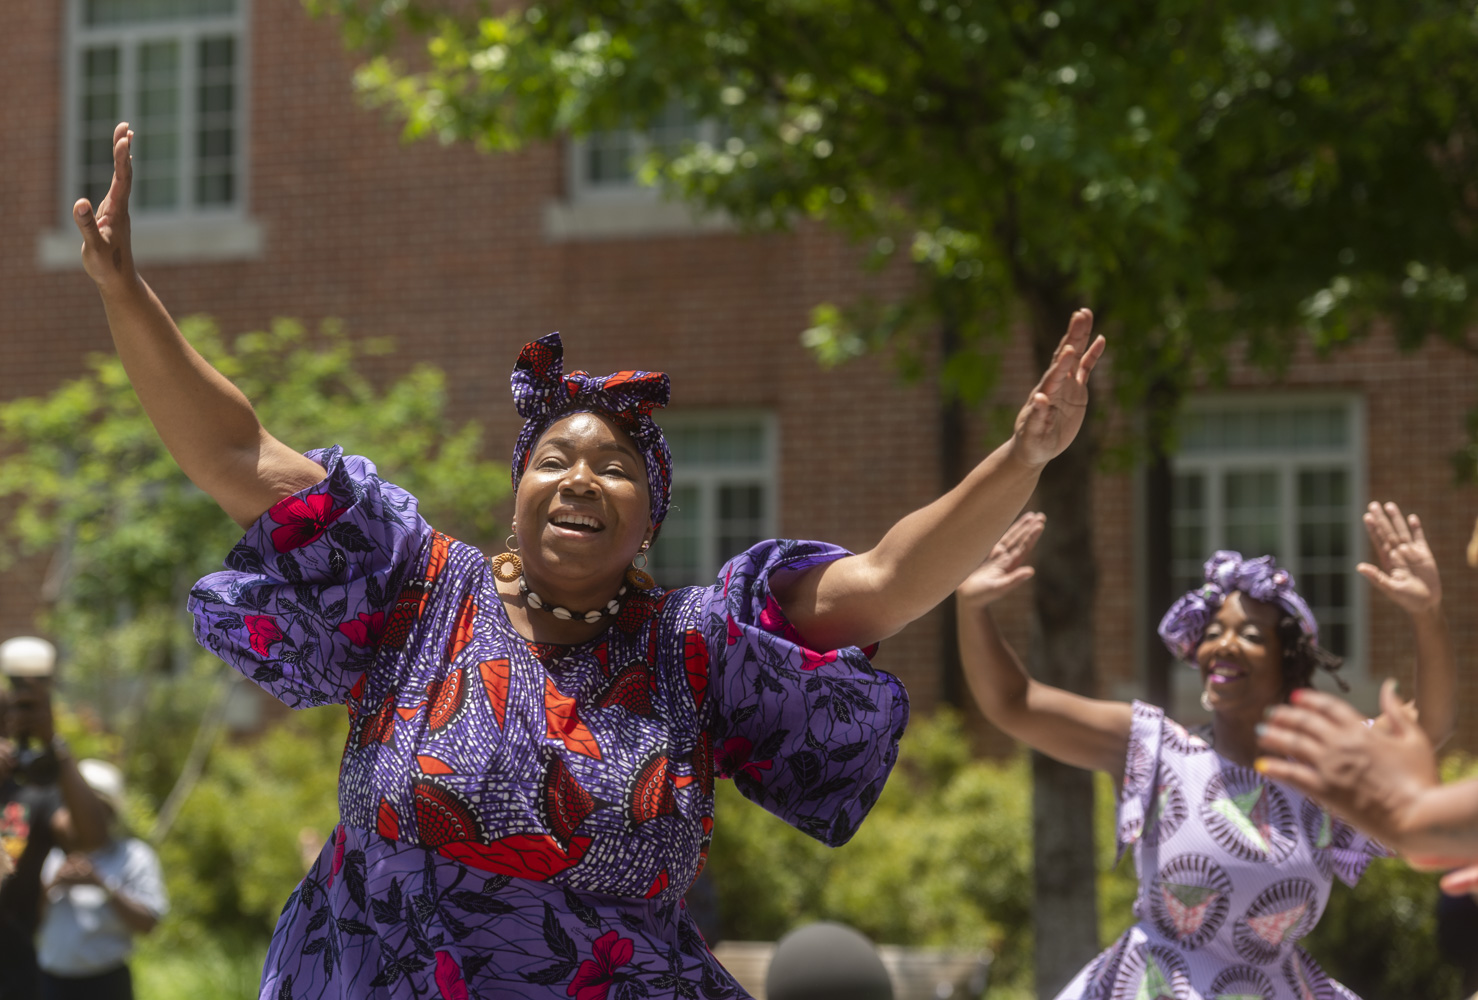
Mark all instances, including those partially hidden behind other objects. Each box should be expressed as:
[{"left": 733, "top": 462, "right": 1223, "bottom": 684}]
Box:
[
  {"left": 73, "top": 122, "right": 136, "bottom": 289},
  {"left": 957, "top": 512, "right": 1044, "bottom": 607},
  {"left": 1358, "top": 501, "right": 1442, "bottom": 615},
  {"left": 1011, "top": 309, "right": 1105, "bottom": 469}
]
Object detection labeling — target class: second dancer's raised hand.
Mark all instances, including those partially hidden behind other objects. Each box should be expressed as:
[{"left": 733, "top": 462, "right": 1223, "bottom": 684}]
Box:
[
  {"left": 957, "top": 512, "right": 1044, "bottom": 608},
  {"left": 1010, "top": 309, "right": 1105, "bottom": 469},
  {"left": 74, "top": 122, "right": 137, "bottom": 292},
  {"left": 1356, "top": 500, "right": 1456, "bottom": 745},
  {"left": 1359, "top": 501, "right": 1441, "bottom": 615}
]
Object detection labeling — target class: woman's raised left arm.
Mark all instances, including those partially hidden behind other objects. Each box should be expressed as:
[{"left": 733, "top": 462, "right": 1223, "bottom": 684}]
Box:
[
  {"left": 772, "top": 309, "right": 1104, "bottom": 652},
  {"left": 1358, "top": 501, "right": 1457, "bottom": 746}
]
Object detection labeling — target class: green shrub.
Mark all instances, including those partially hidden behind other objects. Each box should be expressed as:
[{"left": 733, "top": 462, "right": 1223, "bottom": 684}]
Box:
[
  {"left": 153, "top": 705, "right": 345, "bottom": 943},
  {"left": 132, "top": 933, "right": 266, "bottom": 1000},
  {"left": 708, "top": 711, "right": 1047, "bottom": 997}
]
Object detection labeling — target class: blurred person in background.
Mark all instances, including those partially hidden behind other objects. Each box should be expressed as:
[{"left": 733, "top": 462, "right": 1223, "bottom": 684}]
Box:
[
  {"left": 0, "top": 638, "right": 107, "bottom": 1000},
  {"left": 36, "top": 759, "right": 167, "bottom": 1000},
  {"left": 956, "top": 502, "right": 1455, "bottom": 1000}
]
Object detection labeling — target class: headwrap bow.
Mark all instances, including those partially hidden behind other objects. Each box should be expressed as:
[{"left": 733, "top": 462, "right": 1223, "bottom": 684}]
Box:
[
  {"left": 510, "top": 332, "right": 673, "bottom": 529},
  {"left": 1157, "top": 551, "right": 1318, "bottom": 664}
]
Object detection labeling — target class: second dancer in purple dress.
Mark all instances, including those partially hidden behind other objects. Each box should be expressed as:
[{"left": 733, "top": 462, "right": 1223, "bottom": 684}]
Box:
[{"left": 956, "top": 503, "right": 1456, "bottom": 1000}]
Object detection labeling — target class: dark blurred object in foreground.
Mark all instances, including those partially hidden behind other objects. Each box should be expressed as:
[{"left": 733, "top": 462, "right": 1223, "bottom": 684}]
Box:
[
  {"left": 765, "top": 921, "right": 893, "bottom": 1000},
  {"left": 1437, "top": 891, "right": 1478, "bottom": 997}
]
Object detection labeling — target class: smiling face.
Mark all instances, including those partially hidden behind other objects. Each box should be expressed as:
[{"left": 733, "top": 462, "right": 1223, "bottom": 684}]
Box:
[
  {"left": 513, "top": 411, "right": 654, "bottom": 600},
  {"left": 1195, "top": 591, "right": 1286, "bottom": 717}
]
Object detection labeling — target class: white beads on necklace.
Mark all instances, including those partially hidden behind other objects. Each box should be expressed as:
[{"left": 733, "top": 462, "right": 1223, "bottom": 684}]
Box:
[{"left": 519, "top": 576, "right": 627, "bottom": 624}]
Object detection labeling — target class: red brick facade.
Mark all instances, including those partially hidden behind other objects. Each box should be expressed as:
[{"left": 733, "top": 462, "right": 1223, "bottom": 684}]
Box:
[{"left": 4, "top": 1, "right": 1477, "bottom": 748}]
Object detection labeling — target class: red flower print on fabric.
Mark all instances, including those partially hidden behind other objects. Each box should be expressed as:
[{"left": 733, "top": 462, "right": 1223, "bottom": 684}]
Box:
[
  {"left": 478, "top": 658, "right": 511, "bottom": 729},
  {"left": 376, "top": 798, "right": 400, "bottom": 842},
  {"left": 337, "top": 611, "right": 385, "bottom": 647},
  {"left": 716, "top": 736, "right": 773, "bottom": 782},
  {"left": 435, "top": 951, "right": 469, "bottom": 1000},
  {"left": 327, "top": 825, "right": 347, "bottom": 885},
  {"left": 244, "top": 614, "right": 284, "bottom": 656},
  {"left": 682, "top": 630, "right": 709, "bottom": 711},
  {"left": 759, "top": 596, "right": 836, "bottom": 667},
  {"left": 267, "top": 492, "right": 349, "bottom": 553},
  {"left": 758, "top": 596, "right": 804, "bottom": 644},
  {"left": 567, "top": 930, "right": 635, "bottom": 1000},
  {"left": 545, "top": 677, "right": 603, "bottom": 760},
  {"left": 799, "top": 647, "right": 840, "bottom": 671},
  {"left": 439, "top": 833, "right": 591, "bottom": 880}
]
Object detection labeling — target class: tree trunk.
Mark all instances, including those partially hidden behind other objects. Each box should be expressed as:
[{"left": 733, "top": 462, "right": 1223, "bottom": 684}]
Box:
[
  {"left": 1143, "top": 448, "right": 1174, "bottom": 709},
  {"left": 937, "top": 314, "right": 969, "bottom": 708},
  {"left": 1142, "top": 375, "right": 1183, "bottom": 710},
  {"left": 938, "top": 390, "right": 968, "bottom": 707},
  {"left": 1026, "top": 301, "right": 1102, "bottom": 996}
]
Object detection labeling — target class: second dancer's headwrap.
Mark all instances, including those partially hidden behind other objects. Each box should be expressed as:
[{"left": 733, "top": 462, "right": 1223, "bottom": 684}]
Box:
[
  {"left": 510, "top": 332, "right": 673, "bottom": 530},
  {"left": 1157, "top": 551, "right": 1318, "bottom": 663}
]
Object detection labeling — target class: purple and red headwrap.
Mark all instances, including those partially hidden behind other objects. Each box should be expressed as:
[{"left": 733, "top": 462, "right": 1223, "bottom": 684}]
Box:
[
  {"left": 1157, "top": 551, "right": 1318, "bottom": 663},
  {"left": 510, "top": 332, "right": 673, "bottom": 529}
]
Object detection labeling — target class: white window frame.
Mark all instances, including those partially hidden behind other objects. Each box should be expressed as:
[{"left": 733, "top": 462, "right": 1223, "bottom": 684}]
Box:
[
  {"left": 40, "top": 0, "right": 260, "bottom": 268},
  {"left": 648, "top": 411, "right": 779, "bottom": 588},
  {"left": 544, "top": 120, "right": 732, "bottom": 241},
  {"left": 1168, "top": 393, "right": 1368, "bottom": 679},
  {"left": 565, "top": 118, "right": 721, "bottom": 204}
]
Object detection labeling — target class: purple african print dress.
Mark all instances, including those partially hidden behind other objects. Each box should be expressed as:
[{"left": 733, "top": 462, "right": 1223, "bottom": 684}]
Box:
[
  {"left": 1056, "top": 702, "right": 1386, "bottom": 1000},
  {"left": 188, "top": 449, "right": 909, "bottom": 1000}
]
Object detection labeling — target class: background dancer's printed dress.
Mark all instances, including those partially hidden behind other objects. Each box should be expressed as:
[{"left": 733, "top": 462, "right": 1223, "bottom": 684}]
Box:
[
  {"left": 189, "top": 449, "right": 909, "bottom": 999},
  {"left": 1056, "top": 702, "right": 1385, "bottom": 1000}
]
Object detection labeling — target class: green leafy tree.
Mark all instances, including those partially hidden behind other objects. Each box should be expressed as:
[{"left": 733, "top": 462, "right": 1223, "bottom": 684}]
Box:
[
  {"left": 308, "top": 0, "right": 1478, "bottom": 985},
  {"left": 0, "top": 316, "right": 507, "bottom": 971}
]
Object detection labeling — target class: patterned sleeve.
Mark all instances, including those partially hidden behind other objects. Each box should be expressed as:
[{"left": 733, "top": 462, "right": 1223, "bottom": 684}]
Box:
[
  {"left": 1318, "top": 813, "right": 1393, "bottom": 887},
  {"left": 187, "top": 447, "right": 434, "bottom": 709},
  {"left": 1116, "top": 699, "right": 1167, "bottom": 863},
  {"left": 699, "top": 539, "right": 910, "bottom": 847}
]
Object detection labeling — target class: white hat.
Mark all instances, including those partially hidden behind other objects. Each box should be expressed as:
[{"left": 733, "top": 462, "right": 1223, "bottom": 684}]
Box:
[
  {"left": 0, "top": 637, "right": 57, "bottom": 678},
  {"left": 78, "top": 759, "right": 127, "bottom": 817}
]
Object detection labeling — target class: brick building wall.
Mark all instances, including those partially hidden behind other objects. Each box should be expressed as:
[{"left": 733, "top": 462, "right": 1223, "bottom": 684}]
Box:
[{"left": 4, "top": 0, "right": 1477, "bottom": 748}]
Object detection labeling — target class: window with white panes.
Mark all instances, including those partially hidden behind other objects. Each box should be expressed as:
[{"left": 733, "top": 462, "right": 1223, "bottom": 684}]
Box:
[
  {"left": 569, "top": 105, "right": 715, "bottom": 201},
  {"left": 1170, "top": 398, "right": 1365, "bottom": 666},
  {"left": 67, "top": 0, "right": 246, "bottom": 217},
  {"left": 647, "top": 415, "right": 777, "bottom": 589}
]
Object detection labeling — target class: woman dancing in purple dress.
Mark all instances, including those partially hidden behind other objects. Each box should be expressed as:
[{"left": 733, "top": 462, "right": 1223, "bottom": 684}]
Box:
[
  {"left": 956, "top": 504, "right": 1456, "bottom": 1000},
  {"left": 72, "top": 122, "right": 1104, "bottom": 999}
]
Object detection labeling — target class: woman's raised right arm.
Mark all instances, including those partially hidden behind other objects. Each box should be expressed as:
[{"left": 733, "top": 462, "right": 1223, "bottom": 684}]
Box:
[
  {"left": 957, "top": 512, "right": 1133, "bottom": 781},
  {"left": 74, "top": 123, "right": 323, "bottom": 527}
]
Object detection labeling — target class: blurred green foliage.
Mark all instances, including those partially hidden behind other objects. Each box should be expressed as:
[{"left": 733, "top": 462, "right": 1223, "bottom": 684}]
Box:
[
  {"left": 128, "top": 708, "right": 346, "bottom": 1000},
  {"left": 156, "top": 705, "right": 344, "bottom": 945}
]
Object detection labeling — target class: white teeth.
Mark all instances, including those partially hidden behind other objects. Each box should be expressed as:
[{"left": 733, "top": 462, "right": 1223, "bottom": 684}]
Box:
[{"left": 551, "top": 513, "right": 600, "bottom": 529}]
